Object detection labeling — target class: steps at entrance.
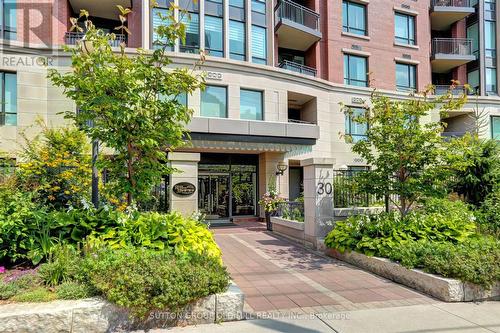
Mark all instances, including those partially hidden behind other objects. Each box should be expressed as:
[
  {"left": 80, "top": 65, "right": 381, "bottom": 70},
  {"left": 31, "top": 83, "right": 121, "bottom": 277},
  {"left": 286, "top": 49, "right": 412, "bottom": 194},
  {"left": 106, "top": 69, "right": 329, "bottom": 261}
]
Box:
[{"left": 232, "top": 217, "right": 261, "bottom": 223}]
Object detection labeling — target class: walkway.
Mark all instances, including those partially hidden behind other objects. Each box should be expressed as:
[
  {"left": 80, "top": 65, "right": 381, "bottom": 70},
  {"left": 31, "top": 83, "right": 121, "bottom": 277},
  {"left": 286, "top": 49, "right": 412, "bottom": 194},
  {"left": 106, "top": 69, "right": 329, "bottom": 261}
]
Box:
[{"left": 213, "top": 221, "right": 434, "bottom": 314}]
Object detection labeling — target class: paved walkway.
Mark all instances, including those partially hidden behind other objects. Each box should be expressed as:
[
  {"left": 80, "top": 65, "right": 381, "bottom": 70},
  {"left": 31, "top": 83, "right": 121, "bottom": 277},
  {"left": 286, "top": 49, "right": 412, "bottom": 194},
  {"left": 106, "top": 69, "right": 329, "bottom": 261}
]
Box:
[
  {"left": 213, "top": 221, "right": 433, "bottom": 314},
  {"left": 145, "top": 302, "right": 500, "bottom": 333}
]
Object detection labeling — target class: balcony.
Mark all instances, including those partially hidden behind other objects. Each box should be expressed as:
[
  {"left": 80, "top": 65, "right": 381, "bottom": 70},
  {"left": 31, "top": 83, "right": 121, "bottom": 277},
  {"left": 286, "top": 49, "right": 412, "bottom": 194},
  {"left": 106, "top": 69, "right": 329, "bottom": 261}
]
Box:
[
  {"left": 433, "top": 84, "right": 475, "bottom": 95},
  {"left": 431, "top": 38, "right": 475, "bottom": 73},
  {"left": 69, "top": 0, "right": 131, "bottom": 20},
  {"left": 65, "top": 32, "right": 127, "bottom": 47},
  {"left": 278, "top": 60, "right": 317, "bottom": 77},
  {"left": 430, "top": 0, "right": 475, "bottom": 31},
  {"left": 274, "top": 0, "right": 322, "bottom": 51}
]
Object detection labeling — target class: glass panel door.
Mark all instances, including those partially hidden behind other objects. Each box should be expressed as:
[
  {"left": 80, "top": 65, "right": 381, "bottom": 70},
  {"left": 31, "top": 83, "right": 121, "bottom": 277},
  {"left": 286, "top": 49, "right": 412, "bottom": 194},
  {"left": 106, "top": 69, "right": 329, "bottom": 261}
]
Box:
[{"left": 198, "top": 173, "right": 230, "bottom": 220}]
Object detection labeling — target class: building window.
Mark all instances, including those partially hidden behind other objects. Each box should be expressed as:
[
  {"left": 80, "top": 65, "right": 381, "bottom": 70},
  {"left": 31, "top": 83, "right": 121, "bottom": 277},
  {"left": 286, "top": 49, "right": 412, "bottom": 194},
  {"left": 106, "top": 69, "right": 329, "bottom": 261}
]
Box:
[
  {"left": 485, "top": 20, "right": 496, "bottom": 58},
  {"left": 252, "top": 25, "right": 267, "bottom": 64},
  {"left": 342, "top": 1, "right": 366, "bottom": 36},
  {"left": 492, "top": 116, "right": 500, "bottom": 140},
  {"left": 240, "top": 89, "right": 263, "bottom": 120},
  {"left": 396, "top": 63, "right": 416, "bottom": 91},
  {"left": 345, "top": 107, "right": 368, "bottom": 143},
  {"left": 467, "top": 69, "right": 480, "bottom": 93},
  {"left": 0, "top": 72, "right": 17, "bottom": 126},
  {"left": 2, "top": 0, "right": 16, "bottom": 40},
  {"left": 229, "top": 20, "right": 245, "bottom": 60},
  {"left": 395, "top": 12, "right": 415, "bottom": 45},
  {"left": 205, "top": 15, "right": 224, "bottom": 57},
  {"left": 201, "top": 86, "right": 227, "bottom": 118},
  {"left": 179, "top": 1, "right": 200, "bottom": 54},
  {"left": 344, "top": 54, "right": 368, "bottom": 87},
  {"left": 152, "top": 6, "right": 173, "bottom": 50},
  {"left": 467, "top": 22, "right": 479, "bottom": 57},
  {"left": 486, "top": 67, "right": 497, "bottom": 94}
]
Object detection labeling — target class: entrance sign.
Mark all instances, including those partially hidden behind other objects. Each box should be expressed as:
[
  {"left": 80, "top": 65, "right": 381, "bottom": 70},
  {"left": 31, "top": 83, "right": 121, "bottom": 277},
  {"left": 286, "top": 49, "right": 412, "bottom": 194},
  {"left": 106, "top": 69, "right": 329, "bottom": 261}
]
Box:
[{"left": 173, "top": 182, "right": 196, "bottom": 196}]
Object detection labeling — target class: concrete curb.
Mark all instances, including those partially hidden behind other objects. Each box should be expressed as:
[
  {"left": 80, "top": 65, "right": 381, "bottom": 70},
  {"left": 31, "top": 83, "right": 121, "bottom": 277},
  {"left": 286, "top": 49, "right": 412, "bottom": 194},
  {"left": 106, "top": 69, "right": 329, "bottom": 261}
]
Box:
[
  {"left": 326, "top": 249, "right": 500, "bottom": 302},
  {"left": 0, "top": 282, "right": 244, "bottom": 332}
]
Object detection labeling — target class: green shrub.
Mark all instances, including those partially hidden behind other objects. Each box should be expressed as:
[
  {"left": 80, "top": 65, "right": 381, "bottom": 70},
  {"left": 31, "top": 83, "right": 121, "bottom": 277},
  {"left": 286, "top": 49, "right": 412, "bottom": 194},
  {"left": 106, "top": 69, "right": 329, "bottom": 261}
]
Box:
[
  {"left": 55, "top": 282, "right": 95, "bottom": 300},
  {"left": 11, "top": 287, "right": 56, "bottom": 302},
  {"left": 38, "top": 245, "right": 82, "bottom": 287},
  {"left": 81, "top": 247, "right": 229, "bottom": 318},
  {"left": 86, "top": 212, "right": 222, "bottom": 260},
  {"left": 0, "top": 281, "right": 20, "bottom": 300},
  {"left": 325, "top": 199, "right": 476, "bottom": 256},
  {"left": 476, "top": 188, "right": 500, "bottom": 237},
  {"left": 0, "top": 272, "right": 42, "bottom": 300},
  {"left": 386, "top": 237, "right": 500, "bottom": 287}
]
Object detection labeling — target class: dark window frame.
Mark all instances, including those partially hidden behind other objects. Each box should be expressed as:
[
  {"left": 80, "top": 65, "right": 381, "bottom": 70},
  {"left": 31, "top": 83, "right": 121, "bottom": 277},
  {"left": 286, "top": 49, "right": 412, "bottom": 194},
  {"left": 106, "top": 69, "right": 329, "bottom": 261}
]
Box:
[
  {"left": 492, "top": 115, "right": 500, "bottom": 140},
  {"left": 240, "top": 88, "right": 264, "bottom": 120},
  {"left": 344, "top": 54, "right": 368, "bottom": 87},
  {"left": 342, "top": 0, "right": 367, "bottom": 36},
  {"left": 0, "top": 71, "right": 16, "bottom": 126},
  {"left": 345, "top": 106, "right": 369, "bottom": 142},
  {"left": 201, "top": 85, "right": 229, "bottom": 118},
  {"left": 395, "top": 62, "right": 417, "bottom": 92},
  {"left": 394, "top": 12, "right": 416, "bottom": 45}
]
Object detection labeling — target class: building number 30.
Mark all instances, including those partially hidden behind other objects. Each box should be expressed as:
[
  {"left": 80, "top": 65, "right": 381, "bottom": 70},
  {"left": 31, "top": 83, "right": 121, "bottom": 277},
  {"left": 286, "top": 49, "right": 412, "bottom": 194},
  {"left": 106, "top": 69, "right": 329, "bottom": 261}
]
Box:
[{"left": 317, "top": 182, "right": 333, "bottom": 195}]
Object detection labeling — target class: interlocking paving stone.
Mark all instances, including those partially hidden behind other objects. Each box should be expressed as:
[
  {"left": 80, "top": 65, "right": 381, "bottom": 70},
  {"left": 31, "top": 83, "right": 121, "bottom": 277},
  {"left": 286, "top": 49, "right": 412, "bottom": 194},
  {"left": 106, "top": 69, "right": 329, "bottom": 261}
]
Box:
[{"left": 213, "top": 222, "right": 434, "bottom": 314}]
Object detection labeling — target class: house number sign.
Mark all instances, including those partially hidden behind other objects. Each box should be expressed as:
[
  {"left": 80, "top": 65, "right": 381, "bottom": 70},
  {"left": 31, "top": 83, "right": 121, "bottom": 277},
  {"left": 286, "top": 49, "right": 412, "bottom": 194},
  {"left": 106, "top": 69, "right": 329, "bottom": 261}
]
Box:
[
  {"left": 173, "top": 182, "right": 196, "bottom": 196},
  {"left": 207, "top": 71, "right": 223, "bottom": 81},
  {"left": 317, "top": 182, "right": 333, "bottom": 195}
]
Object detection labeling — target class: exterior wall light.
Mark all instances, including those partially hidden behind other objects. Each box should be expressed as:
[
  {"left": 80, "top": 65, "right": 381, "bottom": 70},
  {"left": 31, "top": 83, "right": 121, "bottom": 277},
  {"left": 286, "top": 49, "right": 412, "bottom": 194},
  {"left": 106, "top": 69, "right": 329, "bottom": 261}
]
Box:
[{"left": 276, "top": 161, "right": 288, "bottom": 176}]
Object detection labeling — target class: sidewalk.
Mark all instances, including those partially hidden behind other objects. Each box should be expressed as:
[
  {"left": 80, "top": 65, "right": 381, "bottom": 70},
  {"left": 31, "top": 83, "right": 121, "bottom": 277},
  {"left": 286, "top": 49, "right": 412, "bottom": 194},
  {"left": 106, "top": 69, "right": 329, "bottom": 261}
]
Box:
[{"left": 138, "top": 301, "right": 500, "bottom": 333}]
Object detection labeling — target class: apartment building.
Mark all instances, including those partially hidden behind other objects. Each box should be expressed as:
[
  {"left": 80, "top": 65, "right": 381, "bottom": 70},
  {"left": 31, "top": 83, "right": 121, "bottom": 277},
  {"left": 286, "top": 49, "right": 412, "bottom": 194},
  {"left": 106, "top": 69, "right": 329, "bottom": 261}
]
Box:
[{"left": 0, "top": 0, "right": 499, "bottom": 244}]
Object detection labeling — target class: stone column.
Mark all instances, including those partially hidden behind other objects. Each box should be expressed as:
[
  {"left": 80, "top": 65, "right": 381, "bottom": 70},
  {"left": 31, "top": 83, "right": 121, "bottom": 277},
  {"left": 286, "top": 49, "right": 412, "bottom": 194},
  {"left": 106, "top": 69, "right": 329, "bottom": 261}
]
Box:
[
  {"left": 301, "top": 158, "right": 335, "bottom": 249},
  {"left": 168, "top": 152, "right": 201, "bottom": 216}
]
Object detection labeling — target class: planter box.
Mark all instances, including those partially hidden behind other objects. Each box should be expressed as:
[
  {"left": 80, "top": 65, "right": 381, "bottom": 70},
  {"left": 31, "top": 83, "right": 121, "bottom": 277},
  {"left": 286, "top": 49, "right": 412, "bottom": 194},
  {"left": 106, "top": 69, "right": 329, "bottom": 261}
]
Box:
[
  {"left": 271, "top": 217, "right": 305, "bottom": 230},
  {"left": 326, "top": 249, "right": 500, "bottom": 302},
  {"left": 271, "top": 217, "right": 306, "bottom": 244},
  {"left": 0, "top": 282, "right": 244, "bottom": 333}
]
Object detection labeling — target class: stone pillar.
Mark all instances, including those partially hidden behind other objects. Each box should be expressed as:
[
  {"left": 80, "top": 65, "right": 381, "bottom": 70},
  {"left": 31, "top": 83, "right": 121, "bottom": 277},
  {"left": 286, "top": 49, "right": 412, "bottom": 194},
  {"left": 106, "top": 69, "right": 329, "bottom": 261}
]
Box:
[
  {"left": 168, "top": 152, "right": 200, "bottom": 216},
  {"left": 301, "top": 158, "right": 335, "bottom": 249},
  {"left": 258, "top": 152, "right": 289, "bottom": 217}
]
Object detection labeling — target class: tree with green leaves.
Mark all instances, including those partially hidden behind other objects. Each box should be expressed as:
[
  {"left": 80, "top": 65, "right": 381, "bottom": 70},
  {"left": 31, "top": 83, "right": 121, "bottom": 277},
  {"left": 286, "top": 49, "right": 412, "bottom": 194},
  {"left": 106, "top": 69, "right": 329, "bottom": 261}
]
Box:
[
  {"left": 48, "top": 5, "right": 204, "bottom": 206},
  {"left": 344, "top": 87, "right": 466, "bottom": 217}
]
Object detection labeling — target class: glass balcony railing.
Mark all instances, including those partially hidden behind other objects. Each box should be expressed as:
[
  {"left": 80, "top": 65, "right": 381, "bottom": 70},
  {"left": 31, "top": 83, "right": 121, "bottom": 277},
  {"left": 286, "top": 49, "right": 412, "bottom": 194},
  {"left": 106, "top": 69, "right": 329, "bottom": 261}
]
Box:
[
  {"left": 275, "top": 0, "right": 320, "bottom": 32},
  {"left": 431, "top": 0, "right": 472, "bottom": 8},
  {"left": 431, "top": 38, "right": 474, "bottom": 57},
  {"left": 433, "top": 85, "right": 476, "bottom": 95},
  {"left": 65, "top": 31, "right": 127, "bottom": 47},
  {"left": 278, "top": 60, "right": 317, "bottom": 77}
]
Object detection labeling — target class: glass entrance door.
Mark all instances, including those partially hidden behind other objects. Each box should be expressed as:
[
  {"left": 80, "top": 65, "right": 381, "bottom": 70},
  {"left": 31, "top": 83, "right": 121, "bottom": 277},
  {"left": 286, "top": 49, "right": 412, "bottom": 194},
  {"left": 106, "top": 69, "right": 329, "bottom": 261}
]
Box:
[{"left": 198, "top": 173, "right": 230, "bottom": 220}]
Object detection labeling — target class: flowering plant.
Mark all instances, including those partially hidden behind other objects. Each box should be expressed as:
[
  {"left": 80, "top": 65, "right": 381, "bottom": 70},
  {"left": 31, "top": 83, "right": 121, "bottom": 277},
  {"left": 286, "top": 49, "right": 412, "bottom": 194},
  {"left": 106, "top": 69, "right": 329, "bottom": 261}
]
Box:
[{"left": 259, "top": 188, "right": 286, "bottom": 213}]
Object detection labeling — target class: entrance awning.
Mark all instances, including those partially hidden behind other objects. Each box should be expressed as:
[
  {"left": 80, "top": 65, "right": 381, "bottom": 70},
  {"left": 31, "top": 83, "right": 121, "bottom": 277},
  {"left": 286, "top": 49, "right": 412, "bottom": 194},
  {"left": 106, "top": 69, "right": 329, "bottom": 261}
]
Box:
[{"left": 190, "top": 139, "right": 313, "bottom": 157}]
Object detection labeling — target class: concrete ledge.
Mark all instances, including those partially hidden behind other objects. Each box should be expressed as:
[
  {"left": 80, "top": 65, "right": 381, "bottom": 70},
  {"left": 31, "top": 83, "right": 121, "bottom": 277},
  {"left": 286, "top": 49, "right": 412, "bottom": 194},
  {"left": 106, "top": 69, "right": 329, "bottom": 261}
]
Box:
[
  {"left": 271, "top": 217, "right": 305, "bottom": 230},
  {"left": 326, "top": 249, "right": 500, "bottom": 302},
  {"left": 0, "top": 282, "right": 244, "bottom": 332}
]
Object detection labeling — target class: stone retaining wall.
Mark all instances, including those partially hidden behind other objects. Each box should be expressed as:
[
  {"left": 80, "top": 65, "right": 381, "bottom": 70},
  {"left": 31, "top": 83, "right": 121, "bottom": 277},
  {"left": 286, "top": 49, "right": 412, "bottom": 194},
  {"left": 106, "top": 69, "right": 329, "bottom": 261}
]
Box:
[
  {"left": 0, "top": 283, "right": 244, "bottom": 332},
  {"left": 327, "top": 249, "right": 500, "bottom": 302}
]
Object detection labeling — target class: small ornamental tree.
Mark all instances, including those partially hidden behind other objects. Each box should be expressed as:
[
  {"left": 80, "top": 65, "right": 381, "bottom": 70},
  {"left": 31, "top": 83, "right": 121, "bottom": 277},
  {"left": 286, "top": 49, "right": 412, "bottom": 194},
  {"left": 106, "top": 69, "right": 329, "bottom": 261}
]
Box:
[
  {"left": 48, "top": 5, "right": 204, "bottom": 205},
  {"left": 344, "top": 86, "right": 466, "bottom": 217}
]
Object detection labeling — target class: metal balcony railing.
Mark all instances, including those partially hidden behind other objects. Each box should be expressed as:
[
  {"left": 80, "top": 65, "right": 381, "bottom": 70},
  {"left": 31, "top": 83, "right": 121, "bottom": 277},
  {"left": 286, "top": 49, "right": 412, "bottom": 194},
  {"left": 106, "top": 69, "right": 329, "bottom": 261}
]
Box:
[
  {"left": 65, "top": 31, "right": 127, "bottom": 47},
  {"left": 431, "top": 38, "right": 473, "bottom": 57},
  {"left": 275, "top": 0, "right": 320, "bottom": 32},
  {"left": 279, "top": 60, "right": 317, "bottom": 77},
  {"left": 433, "top": 85, "right": 476, "bottom": 95},
  {"left": 431, "top": 0, "right": 472, "bottom": 8}
]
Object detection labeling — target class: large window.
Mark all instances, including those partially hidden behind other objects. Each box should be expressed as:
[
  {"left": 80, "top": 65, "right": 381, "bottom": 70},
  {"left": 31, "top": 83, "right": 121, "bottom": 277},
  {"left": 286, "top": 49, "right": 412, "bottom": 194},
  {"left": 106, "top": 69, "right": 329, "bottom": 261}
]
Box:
[
  {"left": 179, "top": 0, "right": 200, "bottom": 54},
  {"left": 486, "top": 67, "right": 497, "bottom": 94},
  {"left": 205, "top": 15, "right": 223, "bottom": 57},
  {"left": 345, "top": 107, "right": 368, "bottom": 143},
  {"left": 2, "top": 0, "right": 16, "bottom": 40},
  {"left": 467, "top": 69, "right": 480, "bottom": 93},
  {"left": 485, "top": 20, "right": 496, "bottom": 58},
  {"left": 395, "top": 12, "right": 415, "bottom": 45},
  {"left": 152, "top": 6, "right": 173, "bottom": 50},
  {"left": 467, "top": 22, "right": 479, "bottom": 57},
  {"left": 240, "top": 89, "right": 263, "bottom": 120},
  {"left": 229, "top": 21, "right": 245, "bottom": 60},
  {"left": 252, "top": 25, "right": 267, "bottom": 64},
  {"left": 0, "top": 72, "right": 17, "bottom": 126},
  {"left": 396, "top": 63, "right": 416, "bottom": 91},
  {"left": 492, "top": 116, "right": 500, "bottom": 140},
  {"left": 344, "top": 54, "right": 368, "bottom": 87},
  {"left": 342, "top": 1, "right": 366, "bottom": 36},
  {"left": 201, "top": 86, "right": 227, "bottom": 118}
]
